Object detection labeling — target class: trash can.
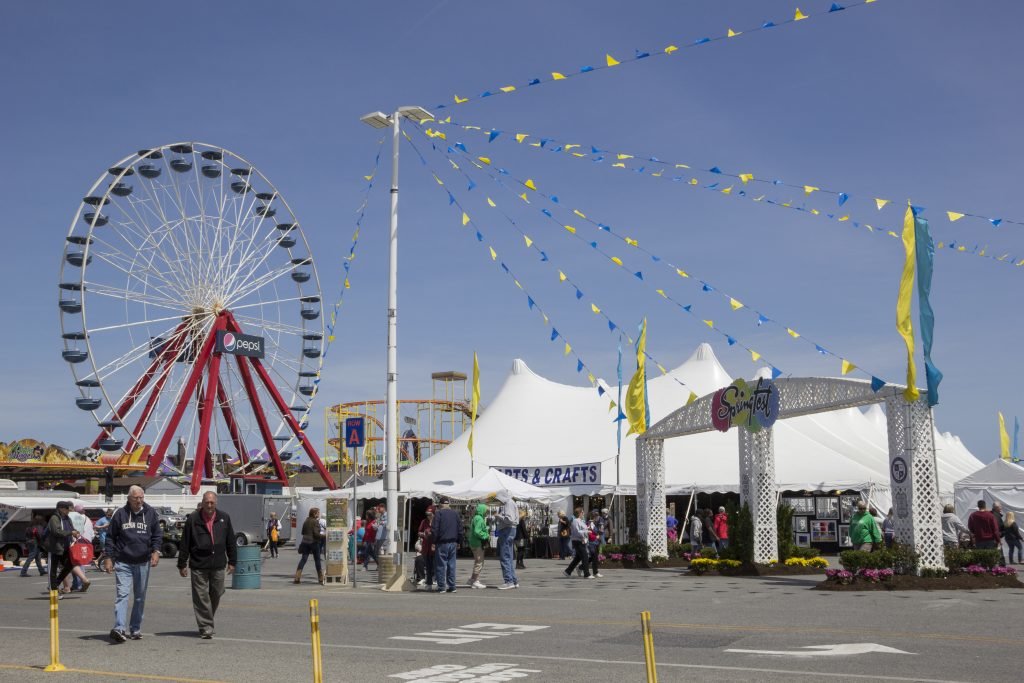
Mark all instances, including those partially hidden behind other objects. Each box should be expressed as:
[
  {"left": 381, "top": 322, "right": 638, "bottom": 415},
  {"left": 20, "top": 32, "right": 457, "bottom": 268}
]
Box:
[{"left": 231, "top": 545, "right": 261, "bottom": 589}]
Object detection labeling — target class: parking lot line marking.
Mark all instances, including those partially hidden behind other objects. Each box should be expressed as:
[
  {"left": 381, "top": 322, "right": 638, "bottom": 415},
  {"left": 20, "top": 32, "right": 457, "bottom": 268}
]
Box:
[{"left": 0, "top": 663, "right": 225, "bottom": 682}]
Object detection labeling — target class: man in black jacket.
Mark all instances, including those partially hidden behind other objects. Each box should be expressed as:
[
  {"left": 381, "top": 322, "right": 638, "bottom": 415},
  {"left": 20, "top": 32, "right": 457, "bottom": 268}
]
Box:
[
  {"left": 103, "top": 485, "right": 162, "bottom": 642},
  {"left": 46, "top": 501, "right": 81, "bottom": 595},
  {"left": 430, "top": 497, "right": 464, "bottom": 593},
  {"left": 177, "top": 491, "right": 236, "bottom": 639}
]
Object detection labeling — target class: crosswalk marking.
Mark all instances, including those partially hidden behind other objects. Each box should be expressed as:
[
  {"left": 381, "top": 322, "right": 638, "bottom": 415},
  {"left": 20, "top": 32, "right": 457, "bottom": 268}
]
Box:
[{"left": 390, "top": 622, "right": 549, "bottom": 646}]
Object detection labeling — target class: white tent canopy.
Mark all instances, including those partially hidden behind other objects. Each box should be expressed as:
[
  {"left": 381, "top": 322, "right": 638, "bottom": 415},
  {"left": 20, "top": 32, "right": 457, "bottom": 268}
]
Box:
[
  {"left": 367, "top": 343, "right": 983, "bottom": 500},
  {"left": 954, "top": 458, "right": 1024, "bottom": 520},
  {"left": 436, "top": 469, "right": 562, "bottom": 503}
]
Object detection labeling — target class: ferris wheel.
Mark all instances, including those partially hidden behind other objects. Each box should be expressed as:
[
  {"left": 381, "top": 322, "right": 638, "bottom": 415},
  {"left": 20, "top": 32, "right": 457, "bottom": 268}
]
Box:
[{"left": 58, "top": 142, "right": 336, "bottom": 492}]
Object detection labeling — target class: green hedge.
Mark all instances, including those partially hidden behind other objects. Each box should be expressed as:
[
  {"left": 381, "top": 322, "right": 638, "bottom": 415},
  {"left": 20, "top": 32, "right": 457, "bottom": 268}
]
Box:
[
  {"left": 839, "top": 544, "right": 920, "bottom": 574},
  {"left": 944, "top": 547, "right": 1002, "bottom": 570}
]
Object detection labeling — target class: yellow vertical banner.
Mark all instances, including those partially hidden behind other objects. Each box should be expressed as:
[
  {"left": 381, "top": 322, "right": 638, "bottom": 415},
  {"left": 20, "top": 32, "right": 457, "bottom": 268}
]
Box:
[
  {"left": 896, "top": 207, "right": 919, "bottom": 402},
  {"left": 999, "top": 412, "right": 1011, "bottom": 460},
  {"left": 625, "top": 319, "right": 649, "bottom": 435},
  {"left": 468, "top": 352, "right": 481, "bottom": 460}
]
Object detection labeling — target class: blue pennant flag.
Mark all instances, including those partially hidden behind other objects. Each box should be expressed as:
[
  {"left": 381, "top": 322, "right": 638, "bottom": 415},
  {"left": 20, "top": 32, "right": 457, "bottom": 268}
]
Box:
[
  {"left": 475, "top": 231, "right": 483, "bottom": 242},
  {"left": 726, "top": 336, "right": 736, "bottom": 346},
  {"left": 575, "top": 288, "right": 583, "bottom": 300},
  {"left": 682, "top": 304, "right": 692, "bottom": 312},
  {"left": 635, "top": 49, "right": 650, "bottom": 59},
  {"left": 528, "top": 78, "right": 540, "bottom": 85},
  {"left": 551, "top": 328, "right": 559, "bottom": 341},
  {"left": 542, "top": 208, "right": 552, "bottom": 217},
  {"left": 608, "top": 320, "right": 617, "bottom": 332},
  {"left": 762, "top": 21, "right": 776, "bottom": 28},
  {"left": 990, "top": 218, "right": 1003, "bottom": 227},
  {"left": 580, "top": 65, "right": 594, "bottom": 73},
  {"left": 577, "top": 360, "right": 584, "bottom": 373},
  {"left": 695, "top": 37, "right": 710, "bottom": 44},
  {"left": 838, "top": 192, "right": 849, "bottom": 206},
  {"left": 701, "top": 282, "right": 714, "bottom": 292},
  {"left": 527, "top": 296, "right": 535, "bottom": 310},
  {"left": 634, "top": 271, "right": 643, "bottom": 280},
  {"left": 870, "top": 376, "right": 886, "bottom": 392},
  {"left": 597, "top": 385, "right": 605, "bottom": 396},
  {"left": 815, "top": 345, "right": 828, "bottom": 355},
  {"left": 481, "top": 90, "right": 493, "bottom": 98},
  {"left": 771, "top": 367, "right": 782, "bottom": 380},
  {"left": 598, "top": 223, "right": 611, "bottom": 231},
  {"left": 709, "top": 166, "right": 722, "bottom": 174},
  {"left": 447, "top": 191, "right": 455, "bottom": 205},
  {"left": 590, "top": 241, "right": 598, "bottom": 249},
  {"left": 454, "top": 142, "right": 467, "bottom": 152},
  {"left": 829, "top": 3, "right": 845, "bottom": 11},
  {"left": 550, "top": 195, "right": 560, "bottom": 203},
  {"left": 467, "top": 179, "right": 476, "bottom": 191},
  {"left": 539, "top": 251, "right": 549, "bottom": 261}
]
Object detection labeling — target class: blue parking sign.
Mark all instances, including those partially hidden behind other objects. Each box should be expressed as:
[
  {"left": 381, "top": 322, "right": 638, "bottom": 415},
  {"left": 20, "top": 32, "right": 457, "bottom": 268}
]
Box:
[{"left": 344, "top": 417, "right": 365, "bottom": 448}]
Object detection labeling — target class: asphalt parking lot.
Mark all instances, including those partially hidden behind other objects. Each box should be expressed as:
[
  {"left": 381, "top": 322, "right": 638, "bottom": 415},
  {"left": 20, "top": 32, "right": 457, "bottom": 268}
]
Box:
[{"left": 1, "top": 554, "right": 1022, "bottom": 682}]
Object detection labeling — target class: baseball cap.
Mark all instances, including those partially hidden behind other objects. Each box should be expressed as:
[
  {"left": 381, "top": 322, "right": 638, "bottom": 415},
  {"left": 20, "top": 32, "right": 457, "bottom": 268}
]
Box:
[{"left": 56, "top": 501, "right": 71, "bottom": 510}]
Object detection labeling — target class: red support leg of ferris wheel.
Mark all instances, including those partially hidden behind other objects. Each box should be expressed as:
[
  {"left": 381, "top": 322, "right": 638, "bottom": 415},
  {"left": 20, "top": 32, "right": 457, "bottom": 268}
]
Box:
[
  {"left": 232, "top": 343, "right": 288, "bottom": 484},
  {"left": 146, "top": 315, "right": 225, "bottom": 476},
  {"left": 125, "top": 329, "right": 185, "bottom": 453},
  {"left": 190, "top": 350, "right": 222, "bottom": 494},
  {"left": 216, "top": 378, "right": 248, "bottom": 469},
  {"left": 224, "top": 311, "right": 335, "bottom": 489},
  {"left": 93, "top": 321, "right": 188, "bottom": 450}
]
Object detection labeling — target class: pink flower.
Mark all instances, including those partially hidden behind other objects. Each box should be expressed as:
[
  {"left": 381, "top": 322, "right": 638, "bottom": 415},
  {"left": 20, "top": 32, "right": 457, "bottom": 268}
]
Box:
[{"left": 624, "top": 554, "right": 637, "bottom": 562}]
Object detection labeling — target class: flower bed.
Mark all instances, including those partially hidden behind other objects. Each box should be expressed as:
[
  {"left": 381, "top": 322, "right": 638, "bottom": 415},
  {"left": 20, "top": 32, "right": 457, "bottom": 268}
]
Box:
[
  {"left": 679, "top": 556, "right": 830, "bottom": 577},
  {"left": 817, "top": 564, "right": 1022, "bottom": 591}
]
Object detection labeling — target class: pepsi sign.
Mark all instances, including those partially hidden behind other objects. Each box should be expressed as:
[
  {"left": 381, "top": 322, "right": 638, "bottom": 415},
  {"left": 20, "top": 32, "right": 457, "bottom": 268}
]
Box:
[{"left": 216, "top": 331, "right": 265, "bottom": 358}]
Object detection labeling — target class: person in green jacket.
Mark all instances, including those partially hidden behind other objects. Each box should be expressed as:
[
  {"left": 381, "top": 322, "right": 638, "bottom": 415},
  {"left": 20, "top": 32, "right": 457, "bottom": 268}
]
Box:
[
  {"left": 849, "top": 500, "right": 883, "bottom": 551},
  {"left": 468, "top": 503, "right": 489, "bottom": 589}
]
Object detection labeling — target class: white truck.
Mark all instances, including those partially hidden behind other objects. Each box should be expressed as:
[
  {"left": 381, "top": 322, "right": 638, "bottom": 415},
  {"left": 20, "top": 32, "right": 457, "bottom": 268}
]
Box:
[
  {"left": 214, "top": 494, "right": 293, "bottom": 547},
  {"left": 0, "top": 493, "right": 98, "bottom": 563}
]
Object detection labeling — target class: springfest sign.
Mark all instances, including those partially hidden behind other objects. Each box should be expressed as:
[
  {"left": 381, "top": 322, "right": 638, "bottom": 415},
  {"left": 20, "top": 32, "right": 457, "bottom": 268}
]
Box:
[
  {"left": 711, "top": 378, "right": 780, "bottom": 433},
  {"left": 491, "top": 463, "right": 601, "bottom": 487}
]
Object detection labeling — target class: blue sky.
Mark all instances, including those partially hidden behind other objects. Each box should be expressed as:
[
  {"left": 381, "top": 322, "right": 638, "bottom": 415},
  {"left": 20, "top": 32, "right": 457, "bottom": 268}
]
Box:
[{"left": 2, "top": 0, "right": 1022, "bottom": 465}]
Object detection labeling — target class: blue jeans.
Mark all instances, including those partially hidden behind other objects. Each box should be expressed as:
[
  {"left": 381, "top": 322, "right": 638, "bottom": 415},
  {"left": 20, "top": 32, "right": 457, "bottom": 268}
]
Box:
[
  {"left": 113, "top": 561, "right": 151, "bottom": 635},
  {"left": 434, "top": 541, "right": 457, "bottom": 590},
  {"left": 497, "top": 527, "right": 517, "bottom": 585},
  {"left": 20, "top": 545, "right": 44, "bottom": 576}
]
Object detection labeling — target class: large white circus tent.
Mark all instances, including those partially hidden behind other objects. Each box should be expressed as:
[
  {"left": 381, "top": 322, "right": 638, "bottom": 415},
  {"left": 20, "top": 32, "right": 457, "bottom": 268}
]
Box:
[{"left": 352, "top": 344, "right": 983, "bottom": 502}]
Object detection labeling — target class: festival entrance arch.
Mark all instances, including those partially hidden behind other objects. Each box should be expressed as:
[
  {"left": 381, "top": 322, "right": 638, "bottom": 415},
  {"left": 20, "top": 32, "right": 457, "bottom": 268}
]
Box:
[{"left": 636, "top": 377, "right": 946, "bottom": 570}]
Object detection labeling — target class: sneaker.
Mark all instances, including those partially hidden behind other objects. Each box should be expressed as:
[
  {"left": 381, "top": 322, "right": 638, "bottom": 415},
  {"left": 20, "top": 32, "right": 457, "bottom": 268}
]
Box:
[
  {"left": 594, "top": 573, "right": 603, "bottom": 578},
  {"left": 417, "top": 579, "right": 426, "bottom": 586},
  {"left": 585, "top": 575, "right": 596, "bottom": 580},
  {"left": 497, "top": 583, "right": 515, "bottom": 590},
  {"left": 199, "top": 631, "right": 212, "bottom": 640},
  {"left": 128, "top": 632, "right": 142, "bottom": 640},
  {"left": 563, "top": 570, "right": 572, "bottom": 578},
  {"left": 514, "top": 582, "right": 520, "bottom": 588},
  {"left": 471, "top": 581, "right": 487, "bottom": 589},
  {"left": 109, "top": 629, "right": 127, "bottom": 643},
  {"left": 446, "top": 587, "right": 457, "bottom": 593},
  {"left": 436, "top": 589, "right": 446, "bottom": 594},
  {"left": 80, "top": 580, "right": 91, "bottom": 593}
]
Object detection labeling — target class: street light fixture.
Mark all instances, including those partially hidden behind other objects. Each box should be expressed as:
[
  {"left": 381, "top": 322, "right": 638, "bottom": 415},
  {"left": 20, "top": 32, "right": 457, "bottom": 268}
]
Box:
[{"left": 359, "top": 104, "right": 433, "bottom": 576}]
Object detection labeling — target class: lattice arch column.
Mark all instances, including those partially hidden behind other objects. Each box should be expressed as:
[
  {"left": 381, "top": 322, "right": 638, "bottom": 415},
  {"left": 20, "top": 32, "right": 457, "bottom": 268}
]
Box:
[
  {"left": 635, "top": 437, "right": 667, "bottom": 559},
  {"left": 884, "top": 394, "right": 946, "bottom": 570},
  {"left": 739, "top": 427, "right": 779, "bottom": 564}
]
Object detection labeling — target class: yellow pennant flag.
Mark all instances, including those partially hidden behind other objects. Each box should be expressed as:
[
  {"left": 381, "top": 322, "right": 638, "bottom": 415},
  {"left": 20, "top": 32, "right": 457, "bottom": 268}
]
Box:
[
  {"left": 551, "top": 72, "right": 566, "bottom": 80},
  {"left": 703, "top": 319, "right": 714, "bottom": 328},
  {"left": 574, "top": 209, "right": 586, "bottom": 218},
  {"left": 656, "top": 364, "right": 666, "bottom": 375},
  {"left": 617, "top": 153, "right": 634, "bottom": 160},
  {"left": 999, "top": 412, "right": 1011, "bottom": 460},
  {"left": 523, "top": 235, "right": 533, "bottom": 248},
  {"left": 686, "top": 391, "right": 698, "bottom": 405},
  {"left": 564, "top": 225, "right": 576, "bottom": 234},
  {"left": 612, "top": 162, "right": 626, "bottom": 168},
  {"left": 462, "top": 212, "right": 470, "bottom": 226},
  {"left": 611, "top": 256, "right": 623, "bottom": 266},
  {"left": 564, "top": 342, "right": 572, "bottom": 356},
  {"left": 489, "top": 247, "right": 497, "bottom": 261},
  {"left": 524, "top": 178, "right": 537, "bottom": 190},
  {"left": 655, "top": 289, "right": 666, "bottom": 298},
  {"left": 515, "top": 133, "right": 529, "bottom": 143},
  {"left": 722, "top": 186, "right": 733, "bottom": 195},
  {"left": 499, "top": 85, "right": 515, "bottom": 93},
  {"left": 739, "top": 173, "right": 754, "bottom": 184},
  {"left": 727, "top": 28, "right": 742, "bottom": 37},
  {"left": 875, "top": 198, "right": 889, "bottom": 210},
  {"left": 803, "top": 185, "right": 819, "bottom": 195},
  {"left": 664, "top": 45, "right": 679, "bottom": 54},
  {"left": 946, "top": 211, "right": 964, "bottom": 222},
  {"left": 468, "top": 352, "right": 481, "bottom": 459},
  {"left": 477, "top": 156, "right": 491, "bottom": 165},
  {"left": 591, "top": 303, "right": 601, "bottom": 314},
  {"left": 676, "top": 268, "right": 689, "bottom": 278},
  {"left": 841, "top": 360, "right": 856, "bottom": 375},
  {"left": 896, "top": 207, "right": 920, "bottom": 402},
  {"left": 606, "top": 54, "right": 620, "bottom": 67},
  {"left": 486, "top": 197, "right": 496, "bottom": 207},
  {"left": 519, "top": 193, "right": 529, "bottom": 203},
  {"left": 558, "top": 271, "right": 567, "bottom": 282},
  {"left": 688, "top": 178, "right": 698, "bottom": 185},
  {"left": 344, "top": 278, "right": 350, "bottom": 289},
  {"left": 730, "top": 298, "right": 744, "bottom": 311},
  {"left": 787, "top": 328, "right": 800, "bottom": 338},
  {"left": 751, "top": 350, "right": 761, "bottom": 362},
  {"left": 454, "top": 94, "right": 468, "bottom": 104},
  {"left": 624, "top": 318, "right": 649, "bottom": 435},
  {"left": 794, "top": 8, "right": 809, "bottom": 21}
]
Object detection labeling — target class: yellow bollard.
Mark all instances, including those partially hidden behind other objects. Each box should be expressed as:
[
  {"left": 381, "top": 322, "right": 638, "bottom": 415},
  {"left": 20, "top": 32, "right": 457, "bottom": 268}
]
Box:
[
  {"left": 309, "top": 599, "right": 323, "bottom": 683},
  {"left": 44, "top": 589, "right": 66, "bottom": 672},
  {"left": 640, "top": 611, "right": 657, "bottom": 683}
]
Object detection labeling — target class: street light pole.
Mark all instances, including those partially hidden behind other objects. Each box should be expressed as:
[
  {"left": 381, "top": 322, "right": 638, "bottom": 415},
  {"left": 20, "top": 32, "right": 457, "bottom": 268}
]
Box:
[{"left": 360, "top": 105, "right": 433, "bottom": 573}]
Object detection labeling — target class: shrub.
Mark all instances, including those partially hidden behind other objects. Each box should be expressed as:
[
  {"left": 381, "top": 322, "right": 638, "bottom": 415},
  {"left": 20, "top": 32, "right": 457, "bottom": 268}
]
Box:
[
  {"left": 777, "top": 504, "right": 796, "bottom": 562},
  {"left": 920, "top": 567, "right": 949, "bottom": 579},
  {"left": 944, "top": 547, "right": 1001, "bottom": 571},
  {"left": 789, "top": 546, "right": 822, "bottom": 560},
  {"left": 699, "top": 547, "right": 719, "bottom": 559},
  {"left": 825, "top": 568, "right": 853, "bottom": 584},
  {"left": 603, "top": 544, "right": 621, "bottom": 555},
  {"left": 620, "top": 540, "right": 650, "bottom": 558},
  {"left": 839, "top": 544, "right": 919, "bottom": 574},
  {"left": 727, "top": 503, "right": 754, "bottom": 566},
  {"left": 689, "top": 557, "right": 716, "bottom": 575},
  {"left": 666, "top": 542, "right": 690, "bottom": 558},
  {"left": 784, "top": 556, "right": 829, "bottom": 568},
  {"left": 650, "top": 555, "right": 668, "bottom": 565}
]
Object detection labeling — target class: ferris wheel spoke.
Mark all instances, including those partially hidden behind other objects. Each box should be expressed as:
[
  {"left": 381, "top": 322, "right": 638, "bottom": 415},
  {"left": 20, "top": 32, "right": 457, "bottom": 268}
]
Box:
[
  {"left": 232, "top": 313, "right": 307, "bottom": 337},
  {"left": 87, "top": 313, "right": 189, "bottom": 335},
  {"left": 226, "top": 261, "right": 297, "bottom": 306},
  {"left": 84, "top": 282, "right": 188, "bottom": 313},
  {"left": 138, "top": 173, "right": 200, "bottom": 294},
  {"left": 219, "top": 216, "right": 279, "bottom": 298},
  {"left": 113, "top": 198, "right": 194, "bottom": 291},
  {"left": 88, "top": 244, "right": 187, "bottom": 301},
  {"left": 91, "top": 318, "right": 187, "bottom": 381},
  {"left": 228, "top": 295, "right": 307, "bottom": 312}
]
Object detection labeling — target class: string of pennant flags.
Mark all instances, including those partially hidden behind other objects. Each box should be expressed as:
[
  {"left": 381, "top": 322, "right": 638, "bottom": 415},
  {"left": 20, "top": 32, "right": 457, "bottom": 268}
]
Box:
[
  {"left": 318, "top": 139, "right": 383, "bottom": 373},
  {"left": 432, "top": 1, "right": 880, "bottom": 111},
  {"left": 401, "top": 131, "right": 625, "bottom": 406},
  {"left": 427, "top": 116, "right": 1024, "bottom": 236},
  {"left": 421, "top": 124, "right": 896, "bottom": 391},
  {"left": 410, "top": 127, "right": 707, "bottom": 403},
  {"left": 423, "top": 118, "right": 1024, "bottom": 270}
]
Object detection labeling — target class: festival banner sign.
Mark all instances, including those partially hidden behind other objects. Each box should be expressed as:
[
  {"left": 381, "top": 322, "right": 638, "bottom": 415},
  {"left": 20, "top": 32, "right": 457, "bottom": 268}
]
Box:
[
  {"left": 710, "top": 378, "right": 780, "bottom": 433},
  {"left": 491, "top": 463, "right": 601, "bottom": 487}
]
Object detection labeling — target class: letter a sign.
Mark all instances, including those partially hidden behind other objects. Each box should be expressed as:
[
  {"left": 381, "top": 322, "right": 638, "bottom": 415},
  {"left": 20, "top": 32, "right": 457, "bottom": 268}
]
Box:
[{"left": 344, "top": 417, "right": 365, "bottom": 448}]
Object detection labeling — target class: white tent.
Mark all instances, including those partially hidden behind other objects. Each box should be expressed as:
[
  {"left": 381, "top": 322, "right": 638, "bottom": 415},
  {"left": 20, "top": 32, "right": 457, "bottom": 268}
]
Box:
[
  {"left": 360, "top": 344, "right": 982, "bottom": 501},
  {"left": 437, "top": 469, "right": 561, "bottom": 503},
  {"left": 954, "top": 458, "right": 1024, "bottom": 520}
]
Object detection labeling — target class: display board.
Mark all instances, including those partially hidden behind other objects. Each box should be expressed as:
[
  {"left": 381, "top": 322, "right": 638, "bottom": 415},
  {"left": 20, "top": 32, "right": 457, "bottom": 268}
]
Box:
[{"left": 325, "top": 498, "right": 349, "bottom": 584}]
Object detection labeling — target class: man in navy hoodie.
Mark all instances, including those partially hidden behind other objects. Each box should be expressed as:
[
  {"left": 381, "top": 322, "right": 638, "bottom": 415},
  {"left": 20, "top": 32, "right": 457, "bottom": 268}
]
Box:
[{"left": 103, "top": 485, "right": 162, "bottom": 643}]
